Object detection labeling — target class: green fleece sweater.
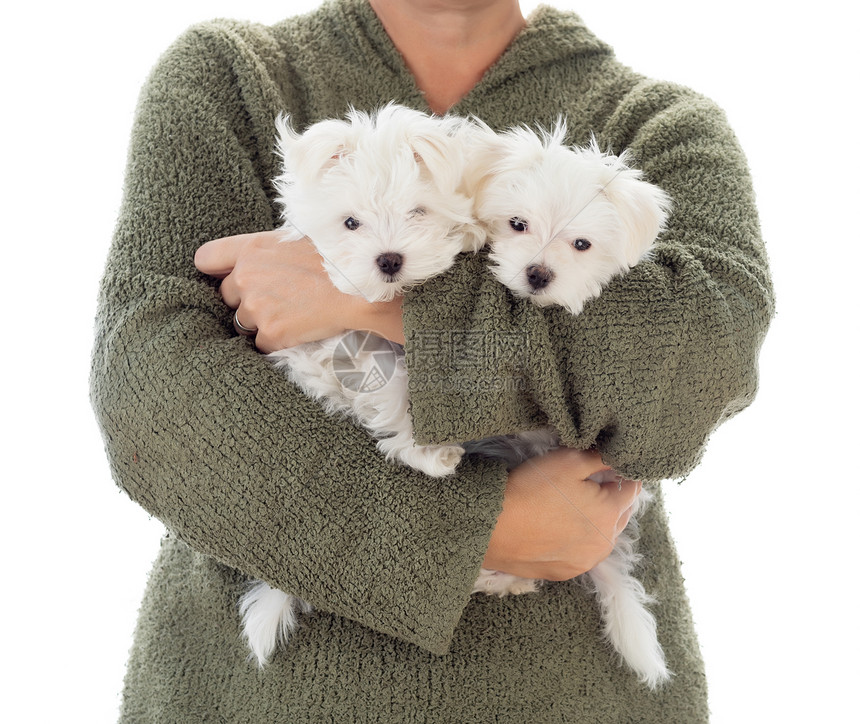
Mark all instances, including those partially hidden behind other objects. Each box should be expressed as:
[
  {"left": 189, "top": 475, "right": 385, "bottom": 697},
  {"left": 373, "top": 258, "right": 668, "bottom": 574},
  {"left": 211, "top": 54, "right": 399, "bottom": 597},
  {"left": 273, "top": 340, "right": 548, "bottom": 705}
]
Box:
[{"left": 90, "top": 1, "right": 773, "bottom": 721}]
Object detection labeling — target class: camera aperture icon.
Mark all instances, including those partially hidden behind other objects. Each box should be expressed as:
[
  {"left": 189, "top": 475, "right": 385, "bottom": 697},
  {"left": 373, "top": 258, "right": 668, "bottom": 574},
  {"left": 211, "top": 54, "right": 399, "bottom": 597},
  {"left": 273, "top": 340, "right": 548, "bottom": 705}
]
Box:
[{"left": 332, "top": 330, "right": 402, "bottom": 393}]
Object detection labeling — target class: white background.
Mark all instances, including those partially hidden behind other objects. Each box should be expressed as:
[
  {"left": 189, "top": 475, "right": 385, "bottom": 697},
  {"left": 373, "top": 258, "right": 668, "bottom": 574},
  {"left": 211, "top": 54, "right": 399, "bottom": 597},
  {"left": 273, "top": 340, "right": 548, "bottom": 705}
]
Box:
[{"left": 2, "top": 1, "right": 857, "bottom": 721}]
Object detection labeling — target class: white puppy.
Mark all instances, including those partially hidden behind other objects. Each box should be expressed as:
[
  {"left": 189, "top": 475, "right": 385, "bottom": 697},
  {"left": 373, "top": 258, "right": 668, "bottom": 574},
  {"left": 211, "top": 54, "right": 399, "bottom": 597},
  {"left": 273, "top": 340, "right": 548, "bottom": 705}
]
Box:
[
  {"left": 464, "top": 121, "right": 673, "bottom": 689},
  {"left": 240, "top": 105, "right": 484, "bottom": 666}
]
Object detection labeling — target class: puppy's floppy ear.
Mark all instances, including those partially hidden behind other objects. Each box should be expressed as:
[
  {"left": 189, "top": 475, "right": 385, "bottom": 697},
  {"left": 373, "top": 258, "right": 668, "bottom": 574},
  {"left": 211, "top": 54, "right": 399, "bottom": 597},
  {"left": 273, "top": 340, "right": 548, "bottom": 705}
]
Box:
[
  {"left": 275, "top": 112, "right": 357, "bottom": 182},
  {"left": 459, "top": 118, "right": 507, "bottom": 203},
  {"left": 606, "top": 170, "right": 672, "bottom": 267},
  {"left": 413, "top": 116, "right": 489, "bottom": 253},
  {"left": 589, "top": 143, "right": 672, "bottom": 267},
  {"left": 406, "top": 115, "right": 467, "bottom": 194}
]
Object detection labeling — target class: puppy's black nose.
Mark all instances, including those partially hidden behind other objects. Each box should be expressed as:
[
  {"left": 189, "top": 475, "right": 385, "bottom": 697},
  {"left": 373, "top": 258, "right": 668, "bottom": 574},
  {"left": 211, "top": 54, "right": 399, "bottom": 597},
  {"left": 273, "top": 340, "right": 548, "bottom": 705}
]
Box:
[
  {"left": 526, "top": 264, "right": 554, "bottom": 291},
  {"left": 376, "top": 252, "right": 403, "bottom": 278}
]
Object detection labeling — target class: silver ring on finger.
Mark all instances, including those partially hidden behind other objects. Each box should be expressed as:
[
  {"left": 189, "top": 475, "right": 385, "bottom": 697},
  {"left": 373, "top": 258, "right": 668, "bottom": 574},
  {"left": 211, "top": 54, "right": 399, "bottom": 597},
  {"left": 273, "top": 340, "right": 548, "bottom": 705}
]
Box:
[{"left": 233, "top": 310, "right": 258, "bottom": 336}]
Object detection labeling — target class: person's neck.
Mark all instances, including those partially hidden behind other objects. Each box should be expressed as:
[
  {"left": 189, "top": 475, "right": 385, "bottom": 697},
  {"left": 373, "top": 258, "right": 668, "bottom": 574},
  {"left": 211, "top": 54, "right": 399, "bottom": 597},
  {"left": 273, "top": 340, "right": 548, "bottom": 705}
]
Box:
[{"left": 368, "top": 0, "right": 526, "bottom": 114}]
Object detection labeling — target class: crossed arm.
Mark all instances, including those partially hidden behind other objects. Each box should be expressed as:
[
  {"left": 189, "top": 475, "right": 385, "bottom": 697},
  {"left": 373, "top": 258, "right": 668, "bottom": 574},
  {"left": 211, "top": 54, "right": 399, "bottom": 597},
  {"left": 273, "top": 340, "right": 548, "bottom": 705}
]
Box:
[
  {"left": 92, "top": 21, "right": 771, "bottom": 654},
  {"left": 194, "top": 230, "right": 642, "bottom": 584}
]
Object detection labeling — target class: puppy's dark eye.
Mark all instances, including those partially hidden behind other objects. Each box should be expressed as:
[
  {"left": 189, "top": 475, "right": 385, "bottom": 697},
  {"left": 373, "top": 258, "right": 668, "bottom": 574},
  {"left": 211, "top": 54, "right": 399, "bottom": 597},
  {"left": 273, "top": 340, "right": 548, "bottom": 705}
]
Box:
[
  {"left": 509, "top": 217, "right": 528, "bottom": 232},
  {"left": 344, "top": 217, "right": 361, "bottom": 231},
  {"left": 410, "top": 207, "right": 426, "bottom": 217},
  {"left": 573, "top": 238, "right": 592, "bottom": 251}
]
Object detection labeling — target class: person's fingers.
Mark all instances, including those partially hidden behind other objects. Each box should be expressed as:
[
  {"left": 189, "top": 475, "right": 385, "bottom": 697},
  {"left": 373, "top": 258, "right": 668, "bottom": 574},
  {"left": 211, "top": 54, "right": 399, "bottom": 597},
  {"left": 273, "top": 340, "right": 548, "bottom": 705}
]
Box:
[
  {"left": 193, "top": 232, "right": 260, "bottom": 277},
  {"left": 619, "top": 477, "right": 642, "bottom": 504},
  {"left": 253, "top": 326, "right": 285, "bottom": 354},
  {"left": 616, "top": 503, "right": 634, "bottom": 536},
  {"left": 232, "top": 308, "right": 258, "bottom": 336},
  {"left": 611, "top": 479, "right": 643, "bottom": 539},
  {"left": 600, "top": 476, "right": 642, "bottom": 511},
  {"left": 586, "top": 466, "right": 618, "bottom": 485},
  {"left": 218, "top": 271, "right": 241, "bottom": 308},
  {"left": 553, "top": 447, "right": 612, "bottom": 481}
]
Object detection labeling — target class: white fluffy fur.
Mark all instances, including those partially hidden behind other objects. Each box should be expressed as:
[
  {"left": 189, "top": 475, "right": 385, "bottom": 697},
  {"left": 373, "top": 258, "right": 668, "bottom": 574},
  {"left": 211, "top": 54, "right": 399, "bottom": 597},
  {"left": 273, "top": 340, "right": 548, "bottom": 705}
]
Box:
[
  {"left": 241, "top": 112, "right": 673, "bottom": 682},
  {"left": 273, "top": 104, "right": 484, "bottom": 302},
  {"left": 238, "top": 581, "right": 313, "bottom": 667},
  {"left": 464, "top": 122, "right": 672, "bottom": 688},
  {"left": 270, "top": 105, "right": 482, "bottom": 476},
  {"left": 465, "top": 120, "right": 671, "bottom": 315},
  {"left": 240, "top": 105, "right": 483, "bottom": 666}
]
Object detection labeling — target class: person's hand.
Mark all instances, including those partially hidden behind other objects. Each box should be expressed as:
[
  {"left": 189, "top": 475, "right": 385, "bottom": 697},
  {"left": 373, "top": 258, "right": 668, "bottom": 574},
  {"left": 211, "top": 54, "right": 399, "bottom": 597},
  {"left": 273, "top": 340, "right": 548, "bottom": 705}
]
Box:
[
  {"left": 483, "top": 447, "right": 642, "bottom": 581},
  {"left": 194, "top": 231, "right": 404, "bottom": 352}
]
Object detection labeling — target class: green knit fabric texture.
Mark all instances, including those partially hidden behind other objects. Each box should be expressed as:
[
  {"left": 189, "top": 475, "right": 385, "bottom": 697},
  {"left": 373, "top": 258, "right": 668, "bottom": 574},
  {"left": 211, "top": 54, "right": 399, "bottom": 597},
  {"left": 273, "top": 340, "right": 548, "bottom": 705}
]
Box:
[{"left": 90, "top": 1, "right": 773, "bottom": 721}]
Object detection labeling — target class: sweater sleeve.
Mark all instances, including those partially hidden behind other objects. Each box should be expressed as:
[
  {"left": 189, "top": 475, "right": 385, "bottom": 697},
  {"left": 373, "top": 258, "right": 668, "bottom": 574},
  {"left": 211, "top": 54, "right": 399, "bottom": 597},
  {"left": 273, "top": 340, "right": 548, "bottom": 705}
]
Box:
[
  {"left": 404, "top": 78, "right": 774, "bottom": 483},
  {"left": 89, "top": 22, "right": 508, "bottom": 655}
]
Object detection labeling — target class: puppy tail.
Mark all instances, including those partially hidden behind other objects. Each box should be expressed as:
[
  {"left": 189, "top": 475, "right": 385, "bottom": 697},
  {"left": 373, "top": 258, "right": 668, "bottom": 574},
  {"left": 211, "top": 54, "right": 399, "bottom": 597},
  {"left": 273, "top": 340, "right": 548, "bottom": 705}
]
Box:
[
  {"left": 585, "top": 511, "right": 672, "bottom": 689},
  {"left": 238, "top": 580, "right": 312, "bottom": 667}
]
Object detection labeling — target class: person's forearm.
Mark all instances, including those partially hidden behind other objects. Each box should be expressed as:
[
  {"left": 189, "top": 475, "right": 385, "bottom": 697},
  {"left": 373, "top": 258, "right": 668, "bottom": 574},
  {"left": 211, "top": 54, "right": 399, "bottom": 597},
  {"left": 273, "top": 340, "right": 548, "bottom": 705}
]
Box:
[
  {"left": 352, "top": 295, "right": 405, "bottom": 345},
  {"left": 403, "top": 80, "right": 773, "bottom": 483}
]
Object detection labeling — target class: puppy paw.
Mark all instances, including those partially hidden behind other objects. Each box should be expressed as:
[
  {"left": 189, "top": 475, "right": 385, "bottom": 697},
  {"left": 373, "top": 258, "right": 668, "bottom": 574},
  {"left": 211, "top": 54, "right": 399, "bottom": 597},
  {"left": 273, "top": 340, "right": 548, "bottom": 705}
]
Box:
[
  {"left": 472, "top": 569, "right": 539, "bottom": 596},
  {"left": 507, "top": 578, "right": 541, "bottom": 595},
  {"left": 395, "top": 444, "right": 464, "bottom": 477}
]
